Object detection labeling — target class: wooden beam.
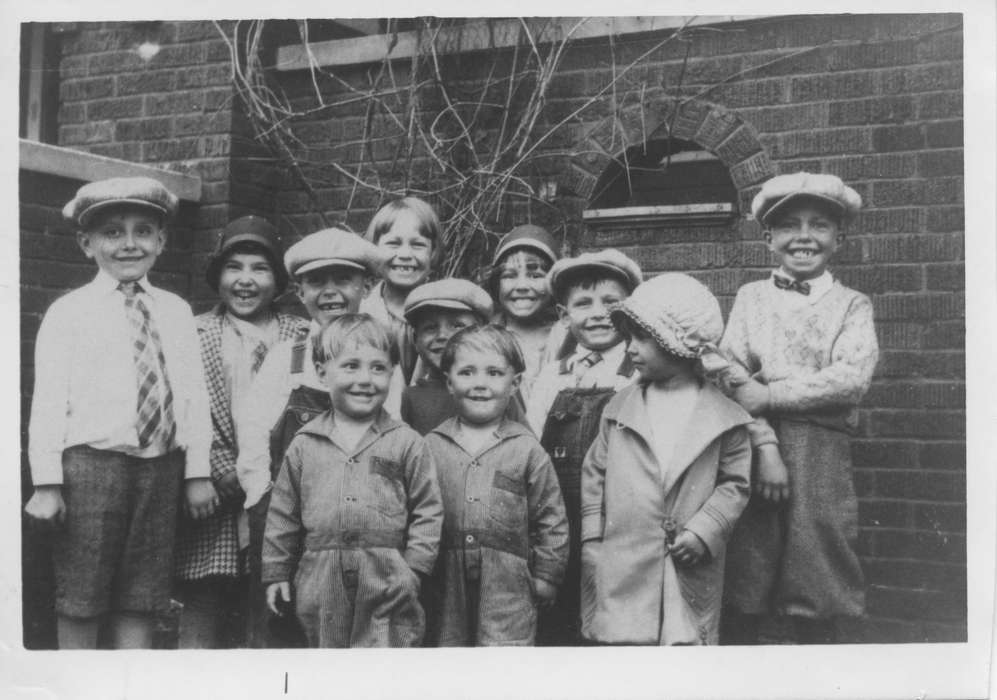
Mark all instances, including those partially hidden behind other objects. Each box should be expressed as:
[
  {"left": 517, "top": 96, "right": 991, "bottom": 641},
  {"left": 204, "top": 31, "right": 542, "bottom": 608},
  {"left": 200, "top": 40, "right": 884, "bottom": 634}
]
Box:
[
  {"left": 583, "top": 202, "right": 735, "bottom": 224},
  {"left": 276, "top": 16, "right": 766, "bottom": 71},
  {"left": 19, "top": 139, "right": 203, "bottom": 202},
  {"left": 24, "top": 24, "right": 47, "bottom": 142},
  {"left": 333, "top": 19, "right": 383, "bottom": 36}
]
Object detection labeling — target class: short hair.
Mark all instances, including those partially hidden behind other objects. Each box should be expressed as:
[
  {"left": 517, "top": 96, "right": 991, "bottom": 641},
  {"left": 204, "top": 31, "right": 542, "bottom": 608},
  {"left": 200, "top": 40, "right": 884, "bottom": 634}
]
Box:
[
  {"left": 485, "top": 248, "right": 554, "bottom": 301},
  {"left": 218, "top": 240, "right": 289, "bottom": 294},
  {"left": 312, "top": 313, "right": 399, "bottom": 366},
  {"left": 440, "top": 324, "right": 526, "bottom": 375},
  {"left": 554, "top": 268, "right": 631, "bottom": 305},
  {"left": 365, "top": 196, "right": 442, "bottom": 265}
]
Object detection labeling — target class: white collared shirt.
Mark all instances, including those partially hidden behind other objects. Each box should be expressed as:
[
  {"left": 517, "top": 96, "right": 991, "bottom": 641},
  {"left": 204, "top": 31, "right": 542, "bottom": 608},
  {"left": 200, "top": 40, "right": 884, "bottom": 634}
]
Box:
[
  {"left": 28, "top": 269, "right": 211, "bottom": 484},
  {"left": 525, "top": 341, "right": 636, "bottom": 436}
]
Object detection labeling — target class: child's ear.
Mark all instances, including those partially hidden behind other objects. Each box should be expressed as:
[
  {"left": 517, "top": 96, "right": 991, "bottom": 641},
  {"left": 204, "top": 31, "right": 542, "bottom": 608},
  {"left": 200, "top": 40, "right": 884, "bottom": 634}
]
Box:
[
  {"left": 314, "top": 361, "right": 328, "bottom": 385},
  {"left": 510, "top": 372, "right": 523, "bottom": 391},
  {"left": 293, "top": 279, "right": 305, "bottom": 302},
  {"left": 76, "top": 230, "right": 95, "bottom": 259},
  {"left": 556, "top": 303, "right": 570, "bottom": 325},
  {"left": 361, "top": 274, "right": 374, "bottom": 298}
]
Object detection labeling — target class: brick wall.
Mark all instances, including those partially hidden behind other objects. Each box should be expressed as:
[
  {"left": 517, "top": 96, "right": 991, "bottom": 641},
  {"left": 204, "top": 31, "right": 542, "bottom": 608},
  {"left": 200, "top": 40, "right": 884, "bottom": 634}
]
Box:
[{"left": 267, "top": 14, "right": 965, "bottom": 642}]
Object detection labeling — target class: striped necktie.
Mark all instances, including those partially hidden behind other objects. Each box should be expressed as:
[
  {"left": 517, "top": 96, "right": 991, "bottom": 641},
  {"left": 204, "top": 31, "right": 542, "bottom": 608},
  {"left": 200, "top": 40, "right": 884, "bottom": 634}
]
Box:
[
  {"left": 120, "top": 281, "right": 175, "bottom": 448},
  {"left": 573, "top": 351, "right": 603, "bottom": 385}
]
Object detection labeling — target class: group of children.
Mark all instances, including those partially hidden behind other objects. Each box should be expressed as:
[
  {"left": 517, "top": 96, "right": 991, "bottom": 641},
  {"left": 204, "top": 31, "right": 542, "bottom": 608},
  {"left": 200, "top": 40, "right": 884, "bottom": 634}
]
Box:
[{"left": 26, "top": 171, "right": 878, "bottom": 649}]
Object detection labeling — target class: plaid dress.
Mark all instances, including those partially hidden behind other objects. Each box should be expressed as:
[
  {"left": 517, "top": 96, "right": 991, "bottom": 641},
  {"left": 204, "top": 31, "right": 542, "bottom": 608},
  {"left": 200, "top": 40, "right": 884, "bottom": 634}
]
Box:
[{"left": 174, "top": 307, "right": 307, "bottom": 581}]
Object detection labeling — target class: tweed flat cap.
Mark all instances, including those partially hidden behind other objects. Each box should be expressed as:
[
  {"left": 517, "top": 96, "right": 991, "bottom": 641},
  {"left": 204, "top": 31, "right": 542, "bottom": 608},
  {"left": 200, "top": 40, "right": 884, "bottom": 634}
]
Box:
[
  {"left": 63, "top": 176, "right": 179, "bottom": 228},
  {"left": 492, "top": 224, "right": 560, "bottom": 266},
  {"left": 284, "top": 228, "right": 383, "bottom": 278},
  {"left": 548, "top": 248, "right": 643, "bottom": 302},
  {"left": 751, "top": 172, "right": 862, "bottom": 226},
  {"left": 404, "top": 278, "right": 494, "bottom": 324},
  {"left": 206, "top": 215, "right": 288, "bottom": 293},
  {"left": 613, "top": 273, "right": 724, "bottom": 360}
]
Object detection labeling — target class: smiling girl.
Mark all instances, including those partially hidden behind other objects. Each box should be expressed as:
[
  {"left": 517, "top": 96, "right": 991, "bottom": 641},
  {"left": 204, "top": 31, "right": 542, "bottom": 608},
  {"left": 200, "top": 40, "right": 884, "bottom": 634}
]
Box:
[{"left": 363, "top": 197, "right": 442, "bottom": 384}]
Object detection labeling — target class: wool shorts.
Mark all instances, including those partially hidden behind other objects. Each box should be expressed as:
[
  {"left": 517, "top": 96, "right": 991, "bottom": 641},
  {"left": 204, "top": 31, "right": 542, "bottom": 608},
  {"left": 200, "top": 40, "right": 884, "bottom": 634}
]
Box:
[{"left": 53, "top": 445, "right": 184, "bottom": 618}]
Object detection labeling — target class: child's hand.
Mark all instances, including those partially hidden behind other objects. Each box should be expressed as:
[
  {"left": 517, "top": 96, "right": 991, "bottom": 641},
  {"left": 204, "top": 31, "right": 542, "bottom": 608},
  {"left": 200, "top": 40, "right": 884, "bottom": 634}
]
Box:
[
  {"left": 669, "top": 530, "right": 708, "bottom": 567},
  {"left": 184, "top": 478, "right": 219, "bottom": 520},
  {"left": 755, "top": 444, "right": 790, "bottom": 504},
  {"left": 214, "top": 470, "right": 243, "bottom": 502},
  {"left": 531, "top": 577, "right": 558, "bottom": 607},
  {"left": 267, "top": 582, "right": 291, "bottom": 615},
  {"left": 732, "top": 378, "right": 770, "bottom": 415},
  {"left": 24, "top": 486, "right": 66, "bottom": 526}
]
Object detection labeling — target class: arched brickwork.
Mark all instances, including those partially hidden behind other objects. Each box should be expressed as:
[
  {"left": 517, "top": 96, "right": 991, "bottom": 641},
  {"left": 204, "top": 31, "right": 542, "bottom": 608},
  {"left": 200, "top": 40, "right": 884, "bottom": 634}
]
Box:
[{"left": 557, "top": 98, "right": 775, "bottom": 203}]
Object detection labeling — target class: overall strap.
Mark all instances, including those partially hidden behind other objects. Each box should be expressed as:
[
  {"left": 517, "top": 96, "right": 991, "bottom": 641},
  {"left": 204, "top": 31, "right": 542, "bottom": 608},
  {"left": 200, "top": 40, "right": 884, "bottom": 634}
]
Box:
[{"left": 290, "top": 341, "right": 307, "bottom": 375}]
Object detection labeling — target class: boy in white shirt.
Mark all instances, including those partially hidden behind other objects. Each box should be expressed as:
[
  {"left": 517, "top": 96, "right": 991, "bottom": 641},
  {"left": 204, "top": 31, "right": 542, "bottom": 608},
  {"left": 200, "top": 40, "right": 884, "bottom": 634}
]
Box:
[{"left": 26, "top": 177, "right": 214, "bottom": 649}]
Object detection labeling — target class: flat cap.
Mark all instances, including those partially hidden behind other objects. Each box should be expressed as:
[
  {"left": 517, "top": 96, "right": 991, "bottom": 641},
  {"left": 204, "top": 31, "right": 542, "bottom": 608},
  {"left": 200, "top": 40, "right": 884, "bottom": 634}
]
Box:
[
  {"left": 548, "top": 248, "right": 643, "bottom": 302},
  {"left": 63, "top": 176, "right": 179, "bottom": 228},
  {"left": 404, "top": 278, "right": 494, "bottom": 324},
  {"left": 751, "top": 172, "right": 862, "bottom": 226},
  {"left": 284, "top": 227, "right": 383, "bottom": 278},
  {"left": 492, "top": 224, "right": 560, "bottom": 266}
]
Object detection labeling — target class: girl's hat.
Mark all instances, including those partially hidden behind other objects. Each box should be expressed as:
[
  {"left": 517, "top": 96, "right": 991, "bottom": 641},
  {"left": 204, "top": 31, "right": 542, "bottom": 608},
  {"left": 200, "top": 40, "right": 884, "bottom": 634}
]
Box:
[
  {"left": 63, "top": 176, "right": 179, "bottom": 228},
  {"left": 492, "top": 224, "right": 560, "bottom": 266},
  {"left": 548, "top": 249, "right": 643, "bottom": 303},
  {"left": 404, "top": 278, "right": 494, "bottom": 324},
  {"left": 751, "top": 172, "right": 862, "bottom": 226},
  {"left": 206, "top": 215, "right": 288, "bottom": 293},
  {"left": 613, "top": 273, "right": 726, "bottom": 368}
]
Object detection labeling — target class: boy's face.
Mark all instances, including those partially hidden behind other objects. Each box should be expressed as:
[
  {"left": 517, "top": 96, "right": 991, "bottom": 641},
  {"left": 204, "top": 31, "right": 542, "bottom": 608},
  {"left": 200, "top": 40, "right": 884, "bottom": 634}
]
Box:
[
  {"left": 413, "top": 308, "right": 478, "bottom": 371},
  {"left": 625, "top": 326, "right": 694, "bottom": 384},
  {"left": 376, "top": 210, "right": 434, "bottom": 292},
  {"left": 295, "top": 265, "right": 371, "bottom": 326},
  {"left": 218, "top": 252, "right": 277, "bottom": 323},
  {"left": 765, "top": 202, "right": 842, "bottom": 281},
  {"left": 497, "top": 250, "right": 551, "bottom": 321},
  {"left": 446, "top": 346, "right": 521, "bottom": 427},
  {"left": 316, "top": 342, "right": 393, "bottom": 421},
  {"left": 557, "top": 278, "right": 629, "bottom": 352},
  {"left": 77, "top": 207, "right": 166, "bottom": 283}
]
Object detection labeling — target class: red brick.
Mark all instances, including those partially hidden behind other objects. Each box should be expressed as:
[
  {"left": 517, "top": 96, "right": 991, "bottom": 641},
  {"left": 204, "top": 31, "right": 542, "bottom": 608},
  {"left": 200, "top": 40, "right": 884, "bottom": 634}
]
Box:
[
  {"left": 865, "top": 234, "right": 962, "bottom": 262},
  {"left": 864, "top": 382, "right": 964, "bottom": 410},
  {"left": 858, "top": 499, "right": 911, "bottom": 528},
  {"left": 87, "top": 51, "right": 145, "bottom": 76},
  {"left": 921, "top": 320, "right": 964, "bottom": 350},
  {"left": 118, "top": 70, "right": 177, "bottom": 96},
  {"left": 21, "top": 286, "right": 68, "bottom": 316},
  {"left": 86, "top": 96, "right": 143, "bottom": 120},
  {"left": 175, "top": 63, "right": 232, "bottom": 89},
  {"left": 913, "top": 503, "right": 966, "bottom": 533},
  {"left": 145, "top": 91, "right": 207, "bottom": 116},
  {"left": 142, "top": 138, "right": 202, "bottom": 162},
  {"left": 926, "top": 120, "right": 963, "bottom": 148},
  {"left": 714, "top": 125, "right": 763, "bottom": 165},
  {"left": 773, "top": 128, "right": 871, "bottom": 158},
  {"left": 175, "top": 21, "right": 228, "bottom": 42},
  {"left": 866, "top": 528, "right": 965, "bottom": 563},
  {"left": 853, "top": 439, "right": 920, "bottom": 470},
  {"left": 790, "top": 72, "right": 874, "bottom": 102},
  {"left": 828, "top": 96, "right": 914, "bottom": 126},
  {"left": 925, "top": 207, "right": 964, "bottom": 233},
  {"left": 869, "top": 410, "right": 965, "bottom": 439},
  {"left": 716, "top": 79, "right": 788, "bottom": 109},
  {"left": 918, "top": 150, "right": 963, "bottom": 178},
  {"left": 925, "top": 263, "right": 964, "bottom": 291},
  {"left": 864, "top": 559, "right": 966, "bottom": 593},
  {"left": 874, "top": 322, "right": 923, "bottom": 350},
  {"left": 917, "top": 91, "right": 962, "bottom": 120},
  {"left": 59, "top": 121, "right": 115, "bottom": 146},
  {"left": 57, "top": 102, "right": 86, "bottom": 125},
  {"left": 919, "top": 441, "right": 966, "bottom": 471},
  {"left": 867, "top": 585, "right": 964, "bottom": 623},
  {"left": 876, "top": 350, "right": 964, "bottom": 380},
  {"left": 853, "top": 208, "right": 924, "bottom": 235},
  {"left": 62, "top": 27, "right": 137, "bottom": 54},
  {"left": 872, "top": 124, "right": 924, "bottom": 152},
  {"left": 834, "top": 265, "right": 921, "bottom": 294},
  {"left": 825, "top": 153, "right": 917, "bottom": 181},
  {"left": 20, "top": 259, "right": 95, "bottom": 290},
  {"left": 86, "top": 143, "right": 143, "bottom": 161},
  {"left": 59, "top": 77, "right": 115, "bottom": 102},
  {"left": 737, "top": 103, "right": 828, "bottom": 134},
  {"left": 150, "top": 43, "right": 208, "bottom": 68},
  {"left": 60, "top": 54, "right": 88, "bottom": 79},
  {"left": 830, "top": 39, "right": 919, "bottom": 71},
  {"left": 115, "top": 117, "right": 173, "bottom": 141},
  {"left": 694, "top": 109, "right": 740, "bottom": 150}
]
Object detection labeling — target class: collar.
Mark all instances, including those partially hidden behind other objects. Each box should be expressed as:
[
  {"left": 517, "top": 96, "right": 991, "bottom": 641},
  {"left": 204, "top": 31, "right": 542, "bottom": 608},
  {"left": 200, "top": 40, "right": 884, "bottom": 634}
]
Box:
[
  {"left": 559, "top": 340, "right": 629, "bottom": 376},
  {"left": 431, "top": 415, "right": 531, "bottom": 446},
  {"left": 94, "top": 269, "right": 153, "bottom": 296},
  {"left": 297, "top": 408, "right": 402, "bottom": 443},
  {"left": 772, "top": 268, "right": 834, "bottom": 302}
]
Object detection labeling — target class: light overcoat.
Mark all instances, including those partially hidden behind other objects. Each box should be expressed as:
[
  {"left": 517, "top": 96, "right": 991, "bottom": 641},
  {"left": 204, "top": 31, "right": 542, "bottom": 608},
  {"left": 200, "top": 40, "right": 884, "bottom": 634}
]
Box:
[{"left": 580, "top": 380, "right": 752, "bottom": 645}]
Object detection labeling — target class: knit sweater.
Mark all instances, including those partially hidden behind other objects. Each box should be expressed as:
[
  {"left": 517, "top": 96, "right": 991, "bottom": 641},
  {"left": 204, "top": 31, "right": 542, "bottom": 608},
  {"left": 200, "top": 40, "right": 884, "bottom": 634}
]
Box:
[{"left": 720, "top": 276, "right": 878, "bottom": 445}]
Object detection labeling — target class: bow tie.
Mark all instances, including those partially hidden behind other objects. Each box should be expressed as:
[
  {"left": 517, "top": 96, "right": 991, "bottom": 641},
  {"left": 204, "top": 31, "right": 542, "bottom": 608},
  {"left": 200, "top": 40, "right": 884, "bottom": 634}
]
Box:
[{"left": 773, "top": 275, "right": 811, "bottom": 295}]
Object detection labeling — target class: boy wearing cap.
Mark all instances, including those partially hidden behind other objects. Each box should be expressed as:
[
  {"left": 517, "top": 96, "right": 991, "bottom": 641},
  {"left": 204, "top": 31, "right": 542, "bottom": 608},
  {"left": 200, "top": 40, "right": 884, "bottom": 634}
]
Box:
[
  {"left": 235, "top": 226, "right": 406, "bottom": 646},
  {"left": 26, "top": 177, "right": 215, "bottom": 649},
  {"left": 525, "top": 249, "right": 642, "bottom": 646},
  {"left": 720, "top": 172, "right": 878, "bottom": 644},
  {"left": 580, "top": 273, "right": 752, "bottom": 645},
  {"left": 173, "top": 215, "right": 308, "bottom": 648},
  {"left": 401, "top": 278, "right": 527, "bottom": 435}
]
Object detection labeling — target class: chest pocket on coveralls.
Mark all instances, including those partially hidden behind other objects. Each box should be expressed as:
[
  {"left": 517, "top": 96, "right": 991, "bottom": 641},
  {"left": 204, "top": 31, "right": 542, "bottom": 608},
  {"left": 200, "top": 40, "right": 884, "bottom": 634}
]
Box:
[
  {"left": 489, "top": 470, "right": 527, "bottom": 531},
  {"left": 368, "top": 457, "right": 407, "bottom": 518}
]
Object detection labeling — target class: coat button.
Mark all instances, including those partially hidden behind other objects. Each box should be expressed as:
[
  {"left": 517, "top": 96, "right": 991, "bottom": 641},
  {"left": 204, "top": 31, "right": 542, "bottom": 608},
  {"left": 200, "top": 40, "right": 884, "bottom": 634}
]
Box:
[
  {"left": 465, "top": 534, "right": 475, "bottom": 544},
  {"left": 299, "top": 411, "right": 311, "bottom": 422}
]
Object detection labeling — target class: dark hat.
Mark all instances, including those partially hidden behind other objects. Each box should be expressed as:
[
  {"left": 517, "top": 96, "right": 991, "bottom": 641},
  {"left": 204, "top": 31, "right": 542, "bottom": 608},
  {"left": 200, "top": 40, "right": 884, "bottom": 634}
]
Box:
[
  {"left": 206, "top": 215, "right": 288, "bottom": 293},
  {"left": 63, "top": 176, "right": 179, "bottom": 228},
  {"left": 403, "top": 278, "right": 494, "bottom": 324},
  {"left": 751, "top": 172, "right": 862, "bottom": 226},
  {"left": 284, "top": 228, "right": 384, "bottom": 278},
  {"left": 492, "top": 224, "right": 560, "bottom": 266}
]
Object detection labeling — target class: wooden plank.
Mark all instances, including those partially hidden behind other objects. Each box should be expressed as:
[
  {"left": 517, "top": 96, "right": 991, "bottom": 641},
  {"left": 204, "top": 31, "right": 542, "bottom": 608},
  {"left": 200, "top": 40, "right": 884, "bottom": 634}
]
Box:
[
  {"left": 583, "top": 202, "right": 734, "bottom": 222},
  {"left": 334, "top": 19, "right": 383, "bottom": 36},
  {"left": 276, "top": 16, "right": 768, "bottom": 71},
  {"left": 19, "top": 139, "right": 203, "bottom": 202}
]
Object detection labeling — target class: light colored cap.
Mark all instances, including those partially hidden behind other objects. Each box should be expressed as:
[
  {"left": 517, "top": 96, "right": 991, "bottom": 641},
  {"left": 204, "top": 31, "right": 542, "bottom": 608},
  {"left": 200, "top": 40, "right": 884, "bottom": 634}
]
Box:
[
  {"left": 751, "top": 172, "right": 862, "bottom": 226},
  {"left": 548, "top": 248, "right": 643, "bottom": 302},
  {"left": 284, "top": 228, "right": 383, "bottom": 278},
  {"left": 492, "top": 224, "right": 559, "bottom": 266},
  {"left": 63, "top": 176, "right": 179, "bottom": 228},
  {"left": 613, "top": 273, "right": 724, "bottom": 359},
  {"left": 404, "top": 278, "right": 494, "bottom": 324}
]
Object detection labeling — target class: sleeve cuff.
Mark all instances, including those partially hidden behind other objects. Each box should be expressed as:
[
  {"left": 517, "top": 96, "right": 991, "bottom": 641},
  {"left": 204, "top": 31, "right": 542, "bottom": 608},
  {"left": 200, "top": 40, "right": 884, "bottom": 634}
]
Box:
[
  {"left": 261, "top": 563, "right": 294, "bottom": 585},
  {"left": 580, "top": 512, "right": 603, "bottom": 543},
  {"left": 530, "top": 557, "right": 565, "bottom": 586}
]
